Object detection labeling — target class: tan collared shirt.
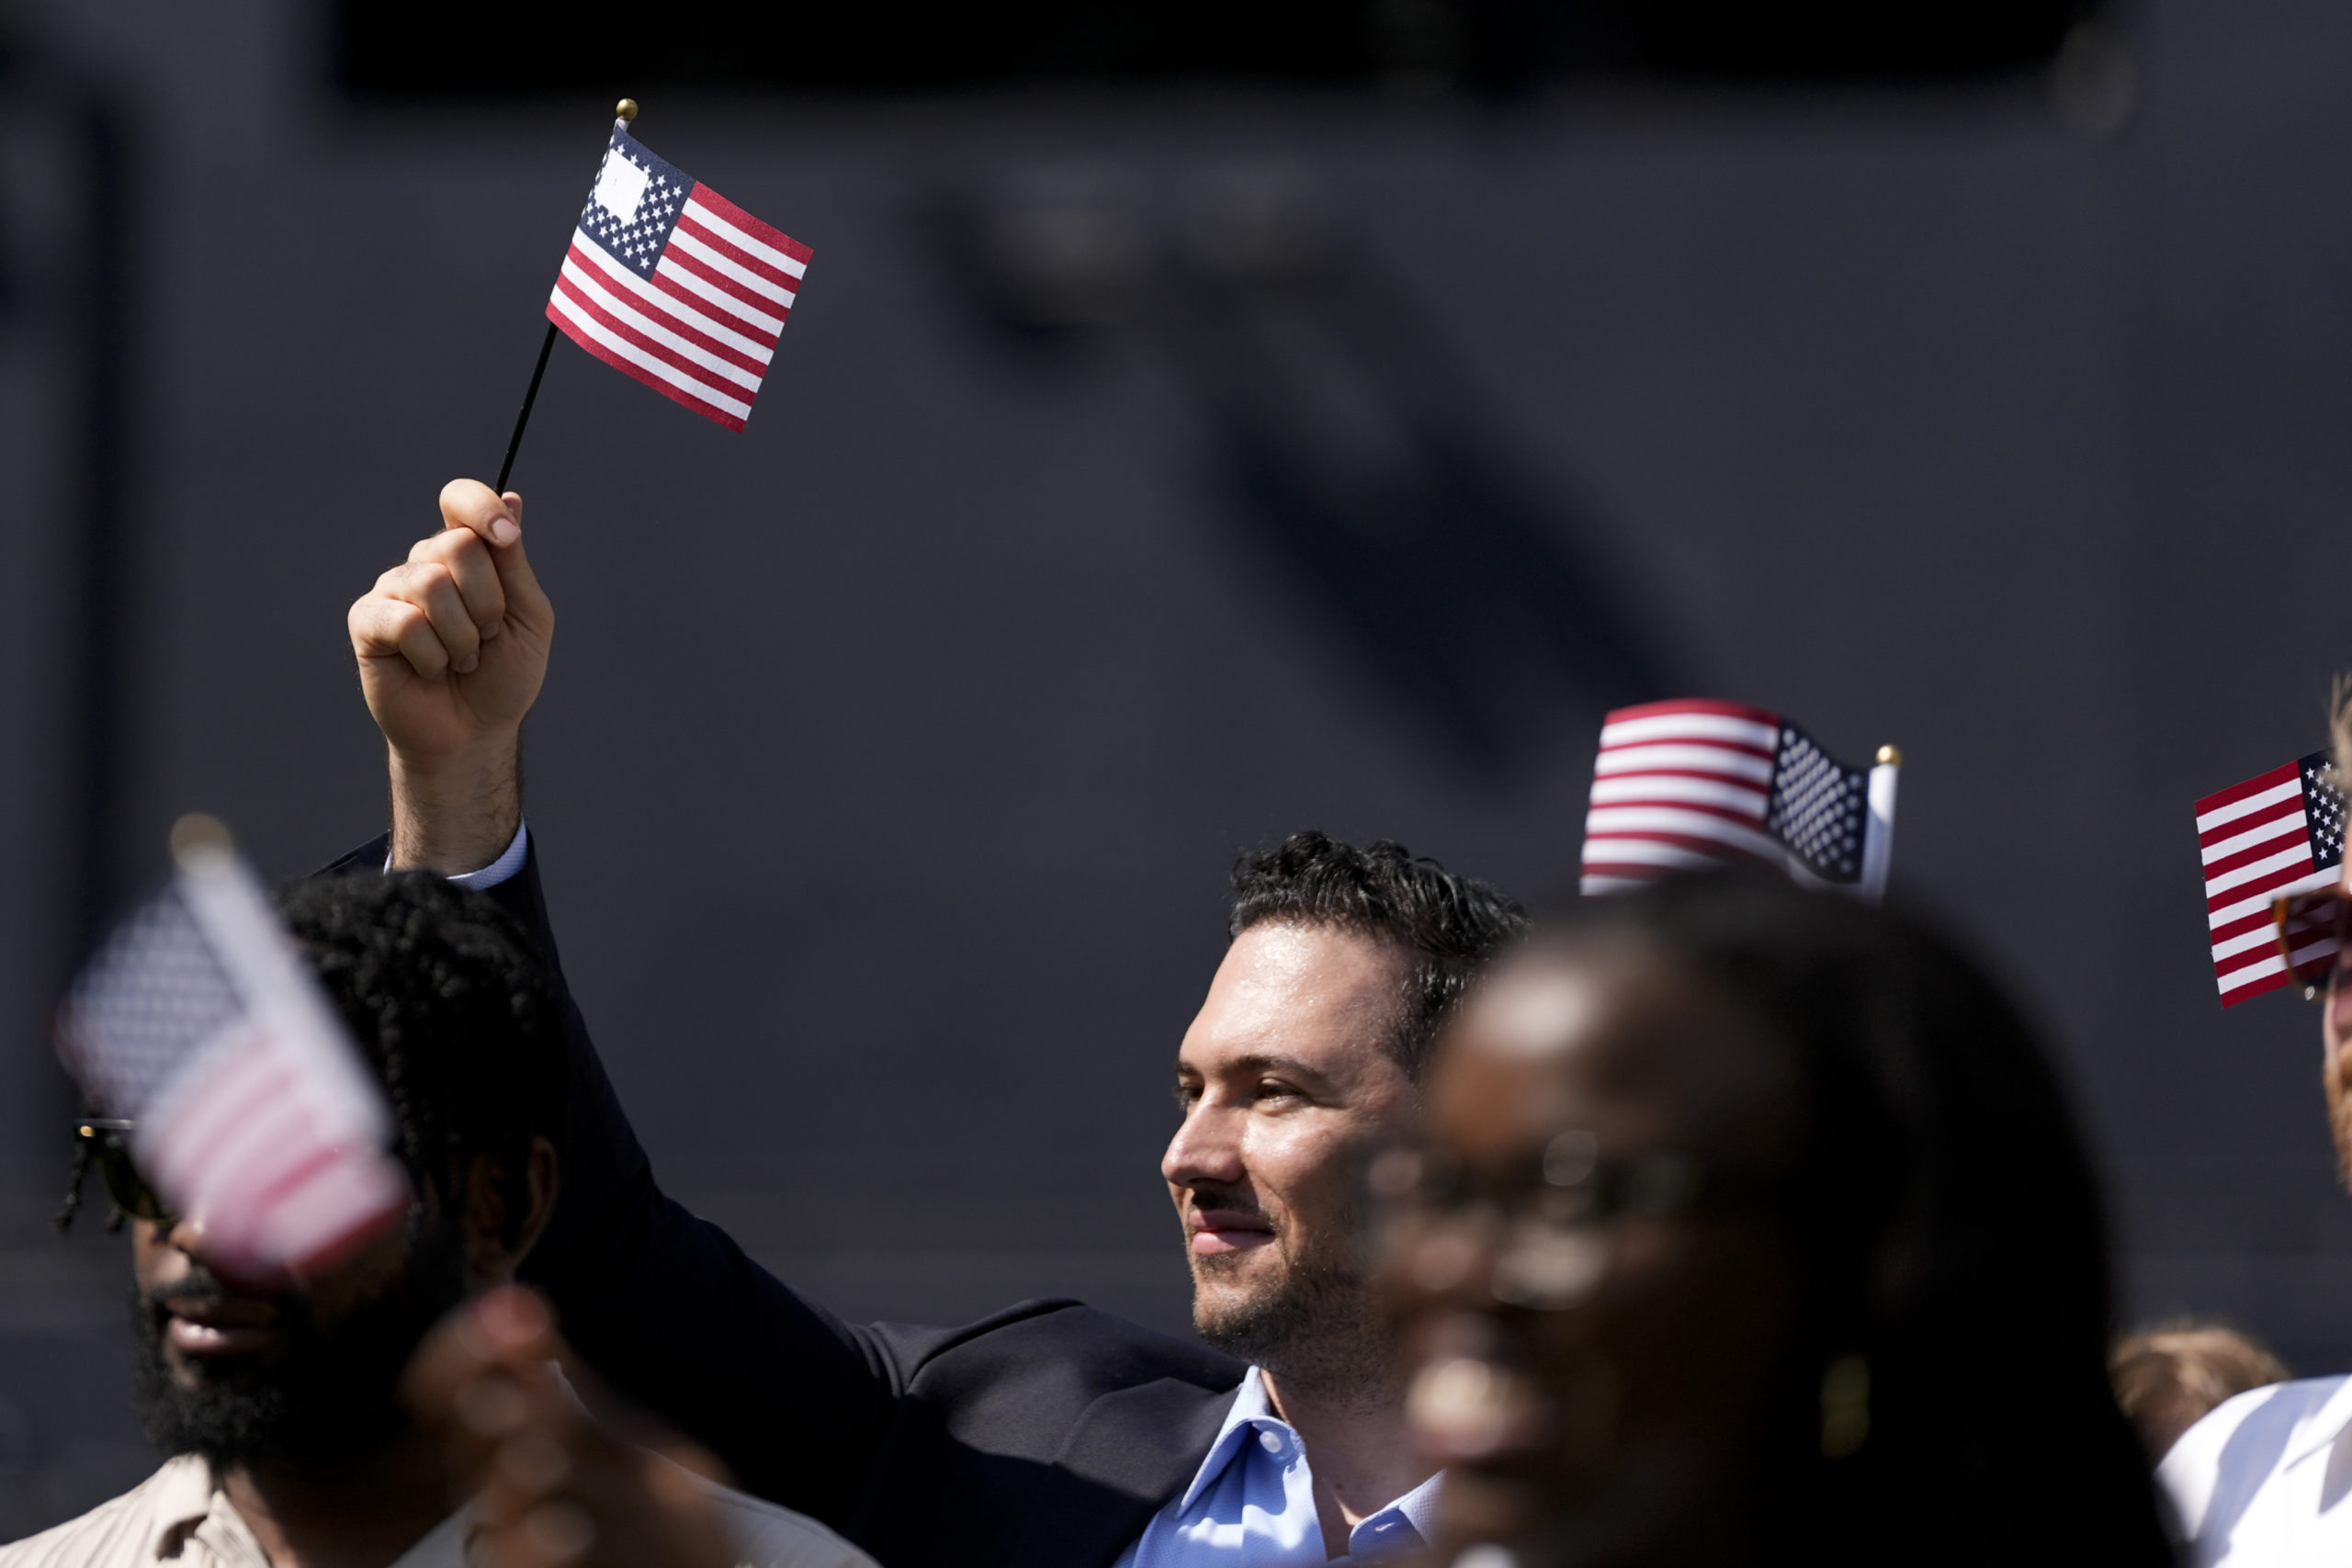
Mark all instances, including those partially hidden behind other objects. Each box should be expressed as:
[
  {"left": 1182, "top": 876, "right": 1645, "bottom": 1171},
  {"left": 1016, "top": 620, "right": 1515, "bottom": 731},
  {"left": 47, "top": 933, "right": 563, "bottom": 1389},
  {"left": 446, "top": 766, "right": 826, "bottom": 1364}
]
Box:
[{"left": 0, "top": 1454, "right": 876, "bottom": 1568}]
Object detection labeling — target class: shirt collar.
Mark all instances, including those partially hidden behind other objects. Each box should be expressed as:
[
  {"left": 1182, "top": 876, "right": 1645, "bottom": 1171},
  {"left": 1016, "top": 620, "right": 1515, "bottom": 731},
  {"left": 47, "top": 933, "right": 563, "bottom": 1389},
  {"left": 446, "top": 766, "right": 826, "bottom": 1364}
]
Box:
[
  {"left": 140, "top": 1453, "right": 471, "bottom": 1567},
  {"left": 2278, "top": 1375, "right": 2352, "bottom": 1472},
  {"left": 1173, "top": 1367, "right": 1284, "bottom": 1513},
  {"left": 1385, "top": 1469, "right": 1444, "bottom": 1545},
  {"left": 144, "top": 1456, "right": 223, "bottom": 1561},
  {"left": 1177, "top": 1368, "right": 1445, "bottom": 1552}
]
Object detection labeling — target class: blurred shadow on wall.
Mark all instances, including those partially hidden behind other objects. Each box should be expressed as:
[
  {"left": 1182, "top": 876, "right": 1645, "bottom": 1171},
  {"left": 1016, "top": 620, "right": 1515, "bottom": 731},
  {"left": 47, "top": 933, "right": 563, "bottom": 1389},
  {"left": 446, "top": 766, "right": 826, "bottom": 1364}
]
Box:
[{"left": 929, "top": 163, "right": 1685, "bottom": 775}]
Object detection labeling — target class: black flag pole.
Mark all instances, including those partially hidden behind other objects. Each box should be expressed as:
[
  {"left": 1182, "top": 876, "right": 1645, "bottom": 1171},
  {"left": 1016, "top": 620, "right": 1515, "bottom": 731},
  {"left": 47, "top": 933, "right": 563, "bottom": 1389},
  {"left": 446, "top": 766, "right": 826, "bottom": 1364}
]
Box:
[
  {"left": 493, "top": 322, "right": 557, "bottom": 493},
  {"left": 493, "top": 96, "right": 639, "bottom": 493}
]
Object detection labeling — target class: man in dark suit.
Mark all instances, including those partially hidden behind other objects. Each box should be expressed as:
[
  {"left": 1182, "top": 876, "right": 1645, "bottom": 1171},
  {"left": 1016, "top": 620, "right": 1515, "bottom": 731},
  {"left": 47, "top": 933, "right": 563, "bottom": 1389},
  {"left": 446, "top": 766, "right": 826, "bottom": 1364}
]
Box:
[{"left": 343, "top": 480, "right": 1526, "bottom": 1568}]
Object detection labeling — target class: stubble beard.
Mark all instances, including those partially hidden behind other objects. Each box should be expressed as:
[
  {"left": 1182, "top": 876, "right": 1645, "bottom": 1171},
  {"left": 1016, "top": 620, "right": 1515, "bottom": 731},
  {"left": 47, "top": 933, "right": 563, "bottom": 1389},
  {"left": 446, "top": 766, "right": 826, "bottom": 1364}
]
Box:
[{"left": 1190, "top": 1213, "right": 1403, "bottom": 1407}]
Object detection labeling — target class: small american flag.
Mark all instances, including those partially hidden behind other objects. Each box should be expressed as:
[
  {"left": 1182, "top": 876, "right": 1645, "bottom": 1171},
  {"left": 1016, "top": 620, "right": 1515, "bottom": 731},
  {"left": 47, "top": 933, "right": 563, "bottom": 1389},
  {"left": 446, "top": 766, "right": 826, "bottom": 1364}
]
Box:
[
  {"left": 2197, "top": 752, "right": 2346, "bottom": 1005},
  {"left": 55, "top": 837, "right": 408, "bottom": 1280},
  {"left": 548, "top": 124, "right": 810, "bottom": 432},
  {"left": 1580, "top": 698, "right": 1898, "bottom": 900}
]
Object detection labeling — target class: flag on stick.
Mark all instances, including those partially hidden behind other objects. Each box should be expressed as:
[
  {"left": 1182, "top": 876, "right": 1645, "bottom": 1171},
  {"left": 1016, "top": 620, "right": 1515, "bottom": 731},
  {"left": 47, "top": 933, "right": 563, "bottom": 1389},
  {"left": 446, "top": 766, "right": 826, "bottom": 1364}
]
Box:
[
  {"left": 2197, "top": 752, "right": 2346, "bottom": 1005},
  {"left": 54, "top": 821, "right": 408, "bottom": 1280},
  {"left": 544, "top": 120, "right": 810, "bottom": 432},
  {"left": 1579, "top": 698, "right": 1899, "bottom": 901}
]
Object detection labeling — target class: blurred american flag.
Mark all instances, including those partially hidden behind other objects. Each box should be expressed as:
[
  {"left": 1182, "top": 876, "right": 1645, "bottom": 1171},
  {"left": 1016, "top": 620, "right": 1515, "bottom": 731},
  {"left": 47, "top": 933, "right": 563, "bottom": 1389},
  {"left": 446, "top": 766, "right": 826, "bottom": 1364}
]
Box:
[
  {"left": 1580, "top": 698, "right": 1897, "bottom": 900},
  {"left": 2198, "top": 751, "right": 2346, "bottom": 1005},
  {"left": 56, "top": 838, "right": 407, "bottom": 1279}
]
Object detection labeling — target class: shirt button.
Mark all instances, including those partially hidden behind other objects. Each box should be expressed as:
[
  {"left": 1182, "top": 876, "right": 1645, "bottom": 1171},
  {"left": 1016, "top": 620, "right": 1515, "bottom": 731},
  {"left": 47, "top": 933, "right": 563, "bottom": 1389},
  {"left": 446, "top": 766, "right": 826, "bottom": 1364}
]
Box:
[{"left": 1259, "top": 1430, "right": 1283, "bottom": 1454}]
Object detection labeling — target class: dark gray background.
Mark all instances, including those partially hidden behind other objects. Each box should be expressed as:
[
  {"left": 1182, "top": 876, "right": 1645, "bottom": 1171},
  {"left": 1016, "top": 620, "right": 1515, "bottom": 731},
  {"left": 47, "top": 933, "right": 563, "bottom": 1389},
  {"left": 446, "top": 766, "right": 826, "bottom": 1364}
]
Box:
[{"left": 3, "top": 0, "right": 2348, "bottom": 1537}]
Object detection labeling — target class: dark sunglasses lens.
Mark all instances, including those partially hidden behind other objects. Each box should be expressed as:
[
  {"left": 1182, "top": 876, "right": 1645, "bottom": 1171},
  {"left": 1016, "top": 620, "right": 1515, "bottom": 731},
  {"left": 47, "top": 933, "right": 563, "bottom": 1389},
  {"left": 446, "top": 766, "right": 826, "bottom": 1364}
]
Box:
[
  {"left": 2278, "top": 892, "right": 2348, "bottom": 988},
  {"left": 94, "top": 1140, "right": 167, "bottom": 1222}
]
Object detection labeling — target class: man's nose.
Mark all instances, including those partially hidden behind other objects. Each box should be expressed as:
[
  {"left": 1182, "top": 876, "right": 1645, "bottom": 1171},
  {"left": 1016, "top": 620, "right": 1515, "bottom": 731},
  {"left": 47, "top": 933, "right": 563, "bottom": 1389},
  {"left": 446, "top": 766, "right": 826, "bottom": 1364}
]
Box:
[
  {"left": 1162, "top": 1100, "right": 1247, "bottom": 1188},
  {"left": 161, "top": 1212, "right": 209, "bottom": 1258}
]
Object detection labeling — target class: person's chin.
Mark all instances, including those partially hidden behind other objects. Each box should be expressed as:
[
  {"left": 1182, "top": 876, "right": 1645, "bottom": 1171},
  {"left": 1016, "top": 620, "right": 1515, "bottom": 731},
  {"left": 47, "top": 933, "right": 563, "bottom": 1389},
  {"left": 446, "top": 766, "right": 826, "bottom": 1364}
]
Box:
[
  {"left": 1437, "top": 1467, "right": 1554, "bottom": 1550},
  {"left": 1189, "top": 1260, "right": 1289, "bottom": 1332}
]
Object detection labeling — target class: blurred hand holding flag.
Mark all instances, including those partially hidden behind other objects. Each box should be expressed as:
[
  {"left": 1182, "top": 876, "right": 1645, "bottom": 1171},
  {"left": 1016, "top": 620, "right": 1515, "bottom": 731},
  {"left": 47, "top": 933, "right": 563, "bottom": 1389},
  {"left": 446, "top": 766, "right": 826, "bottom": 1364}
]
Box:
[
  {"left": 1579, "top": 699, "right": 1899, "bottom": 900},
  {"left": 54, "top": 819, "right": 407, "bottom": 1280},
  {"left": 2197, "top": 752, "right": 2346, "bottom": 1005},
  {"left": 545, "top": 120, "right": 810, "bottom": 432}
]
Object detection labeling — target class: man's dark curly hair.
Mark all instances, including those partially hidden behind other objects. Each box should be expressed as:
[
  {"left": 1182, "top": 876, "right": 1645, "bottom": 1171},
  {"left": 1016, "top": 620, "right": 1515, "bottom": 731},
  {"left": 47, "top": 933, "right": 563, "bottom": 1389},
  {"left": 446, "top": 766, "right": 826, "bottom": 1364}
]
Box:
[
  {"left": 1227, "top": 830, "right": 1526, "bottom": 1080},
  {"left": 273, "top": 873, "right": 564, "bottom": 1244}
]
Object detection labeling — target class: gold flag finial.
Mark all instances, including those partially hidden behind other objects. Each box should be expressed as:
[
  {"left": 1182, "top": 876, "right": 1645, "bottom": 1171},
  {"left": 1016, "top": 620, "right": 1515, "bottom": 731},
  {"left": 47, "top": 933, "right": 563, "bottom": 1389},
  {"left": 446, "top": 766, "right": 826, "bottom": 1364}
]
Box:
[
  {"left": 616, "top": 98, "right": 639, "bottom": 123},
  {"left": 169, "top": 813, "right": 232, "bottom": 872},
  {"left": 1875, "top": 745, "right": 1902, "bottom": 767}
]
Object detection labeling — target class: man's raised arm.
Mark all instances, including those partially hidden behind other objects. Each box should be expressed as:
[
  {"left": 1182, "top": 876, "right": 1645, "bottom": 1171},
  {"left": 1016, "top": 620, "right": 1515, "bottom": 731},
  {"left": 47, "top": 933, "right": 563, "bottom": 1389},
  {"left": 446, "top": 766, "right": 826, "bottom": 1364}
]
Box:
[
  {"left": 345, "top": 484, "right": 896, "bottom": 1516},
  {"left": 347, "top": 478, "right": 548, "bottom": 874}
]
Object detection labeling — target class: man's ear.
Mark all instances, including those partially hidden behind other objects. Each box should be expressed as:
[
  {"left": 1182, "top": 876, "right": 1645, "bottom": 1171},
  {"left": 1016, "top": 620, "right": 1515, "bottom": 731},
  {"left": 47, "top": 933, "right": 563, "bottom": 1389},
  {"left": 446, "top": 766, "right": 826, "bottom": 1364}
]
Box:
[{"left": 460, "top": 1136, "right": 560, "bottom": 1286}]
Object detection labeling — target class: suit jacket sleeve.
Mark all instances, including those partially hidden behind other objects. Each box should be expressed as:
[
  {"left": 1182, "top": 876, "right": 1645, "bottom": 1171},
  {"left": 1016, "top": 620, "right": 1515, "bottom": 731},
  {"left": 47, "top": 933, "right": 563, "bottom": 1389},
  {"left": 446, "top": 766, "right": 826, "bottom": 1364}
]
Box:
[{"left": 320, "top": 833, "right": 899, "bottom": 1521}]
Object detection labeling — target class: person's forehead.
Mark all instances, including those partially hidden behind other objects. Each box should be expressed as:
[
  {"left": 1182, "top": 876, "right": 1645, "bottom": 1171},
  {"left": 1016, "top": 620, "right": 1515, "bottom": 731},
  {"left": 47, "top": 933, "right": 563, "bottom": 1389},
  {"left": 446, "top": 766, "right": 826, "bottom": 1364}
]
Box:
[
  {"left": 1182, "top": 920, "right": 1406, "bottom": 1069},
  {"left": 1439, "top": 943, "right": 1795, "bottom": 1150}
]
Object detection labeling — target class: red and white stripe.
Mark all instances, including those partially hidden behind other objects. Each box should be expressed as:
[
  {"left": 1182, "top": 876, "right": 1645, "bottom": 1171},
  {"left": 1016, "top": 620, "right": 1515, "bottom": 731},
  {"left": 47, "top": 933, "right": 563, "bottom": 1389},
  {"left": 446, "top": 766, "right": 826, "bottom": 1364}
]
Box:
[
  {"left": 1581, "top": 699, "right": 1783, "bottom": 895},
  {"left": 140, "top": 1021, "right": 407, "bottom": 1280},
  {"left": 2199, "top": 761, "right": 2337, "bottom": 1005},
  {"left": 548, "top": 184, "right": 810, "bottom": 433},
  {"left": 140, "top": 849, "right": 408, "bottom": 1281}
]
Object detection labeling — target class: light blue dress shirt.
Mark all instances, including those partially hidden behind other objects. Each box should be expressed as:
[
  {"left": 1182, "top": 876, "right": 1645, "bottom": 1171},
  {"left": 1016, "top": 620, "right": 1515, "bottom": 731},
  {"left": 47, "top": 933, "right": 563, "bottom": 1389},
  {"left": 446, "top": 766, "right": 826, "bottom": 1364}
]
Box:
[{"left": 1114, "top": 1369, "right": 1441, "bottom": 1568}]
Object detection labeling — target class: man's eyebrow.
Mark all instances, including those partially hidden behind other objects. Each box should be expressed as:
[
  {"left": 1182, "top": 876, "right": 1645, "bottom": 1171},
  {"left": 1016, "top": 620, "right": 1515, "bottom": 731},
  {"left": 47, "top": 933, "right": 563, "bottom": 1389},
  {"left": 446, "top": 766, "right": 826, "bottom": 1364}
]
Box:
[{"left": 1214, "top": 1052, "right": 1339, "bottom": 1088}]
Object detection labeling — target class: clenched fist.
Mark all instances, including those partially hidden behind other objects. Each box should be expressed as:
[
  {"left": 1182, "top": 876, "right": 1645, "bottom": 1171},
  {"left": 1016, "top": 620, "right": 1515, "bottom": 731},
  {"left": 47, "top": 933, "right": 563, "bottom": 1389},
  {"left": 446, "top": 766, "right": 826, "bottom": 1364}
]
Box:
[{"left": 349, "top": 479, "right": 555, "bottom": 872}]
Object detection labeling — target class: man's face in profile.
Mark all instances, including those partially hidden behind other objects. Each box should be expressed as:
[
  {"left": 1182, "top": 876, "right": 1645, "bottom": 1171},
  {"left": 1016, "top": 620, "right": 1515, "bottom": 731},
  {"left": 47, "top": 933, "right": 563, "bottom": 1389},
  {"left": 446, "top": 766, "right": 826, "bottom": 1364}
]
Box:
[
  {"left": 1164, "top": 922, "right": 1419, "bottom": 1377},
  {"left": 130, "top": 1189, "right": 468, "bottom": 1467}
]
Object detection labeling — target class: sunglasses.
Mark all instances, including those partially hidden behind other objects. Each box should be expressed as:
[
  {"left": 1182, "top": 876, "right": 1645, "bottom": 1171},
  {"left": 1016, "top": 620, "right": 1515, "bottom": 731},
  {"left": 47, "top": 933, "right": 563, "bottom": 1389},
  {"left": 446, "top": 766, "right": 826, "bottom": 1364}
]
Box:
[
  {"left": 74, "top": 1119, "right": 175, "bottom": 1225},
  {"left": 2271, "top": 885, "right": 2351, "bottom": 1000}
]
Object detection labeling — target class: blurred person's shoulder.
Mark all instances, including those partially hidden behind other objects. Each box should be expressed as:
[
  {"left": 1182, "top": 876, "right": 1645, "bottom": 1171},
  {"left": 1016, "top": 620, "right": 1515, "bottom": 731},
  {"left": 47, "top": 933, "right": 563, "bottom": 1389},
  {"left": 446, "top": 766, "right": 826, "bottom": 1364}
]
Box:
[
  {"left": 664, "top": 1460, "right": 880, "bottom": 1568},
  {"left": 0, "top": 1454, "right": 226, "bottom": 1567},
  {"left": 2159, "top": 1373, "right": 2352, "bottom": 1564}
]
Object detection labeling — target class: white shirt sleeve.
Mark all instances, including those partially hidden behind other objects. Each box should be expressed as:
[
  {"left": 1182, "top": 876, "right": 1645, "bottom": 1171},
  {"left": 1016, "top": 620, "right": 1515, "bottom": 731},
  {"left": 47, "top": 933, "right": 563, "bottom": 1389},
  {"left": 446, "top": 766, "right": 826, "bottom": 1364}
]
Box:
[{"left": 381, "top": 822, "right": 530, "bottom": 890}]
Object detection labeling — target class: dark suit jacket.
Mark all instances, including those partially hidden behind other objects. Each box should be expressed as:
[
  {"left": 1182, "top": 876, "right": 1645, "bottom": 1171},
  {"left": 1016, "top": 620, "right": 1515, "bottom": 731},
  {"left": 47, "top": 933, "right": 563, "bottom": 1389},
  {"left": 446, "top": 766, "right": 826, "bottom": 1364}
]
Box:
[{"left": 326, "top": 834, "right": 1244, "bottom": 1568}]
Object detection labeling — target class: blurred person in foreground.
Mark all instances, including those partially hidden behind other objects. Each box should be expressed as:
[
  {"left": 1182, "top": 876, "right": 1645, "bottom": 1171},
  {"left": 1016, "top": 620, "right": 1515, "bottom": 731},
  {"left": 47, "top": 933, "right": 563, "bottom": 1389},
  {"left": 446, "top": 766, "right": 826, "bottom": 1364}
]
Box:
[
  {"left": 2111, "top": 1324, "right": 2287, "bottom": 1463},
  {"left": 338, "top": 480, "right": 1526, "bottom": 1566},
  {"left": 1378, "top": 872, "right": 2174, "bottom": 1568},
  {"left": 2158, "top": 693, "right": 2352, "bottom": 1562},
  {"left": 0, "top": 874, "right": 871, "bottom": 1568}
]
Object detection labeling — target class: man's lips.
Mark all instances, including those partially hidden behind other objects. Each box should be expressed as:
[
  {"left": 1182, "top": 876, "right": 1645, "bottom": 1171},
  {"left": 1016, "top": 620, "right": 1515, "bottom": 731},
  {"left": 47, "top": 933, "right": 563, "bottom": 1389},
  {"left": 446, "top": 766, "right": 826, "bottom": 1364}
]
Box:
[
  {"left": 1188, "top": 1208, "right": 1276, "bottom": 1256},
  {"left": 163, "top": 1298, "right": 282, "bottom": 1357}
]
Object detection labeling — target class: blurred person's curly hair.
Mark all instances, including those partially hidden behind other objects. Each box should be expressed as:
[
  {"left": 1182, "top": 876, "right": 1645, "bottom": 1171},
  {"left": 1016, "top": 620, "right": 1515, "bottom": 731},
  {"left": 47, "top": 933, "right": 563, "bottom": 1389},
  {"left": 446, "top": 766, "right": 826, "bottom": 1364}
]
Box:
[
  {"left": 1228, "top": 830, "right": 1525, "bottom": 1079},
  {"left": 59, "top": 872, "right": 563, "bottom": 1241},
  {"left": 1546, "top": 873, "right": 2175, "bottom": 1568}
]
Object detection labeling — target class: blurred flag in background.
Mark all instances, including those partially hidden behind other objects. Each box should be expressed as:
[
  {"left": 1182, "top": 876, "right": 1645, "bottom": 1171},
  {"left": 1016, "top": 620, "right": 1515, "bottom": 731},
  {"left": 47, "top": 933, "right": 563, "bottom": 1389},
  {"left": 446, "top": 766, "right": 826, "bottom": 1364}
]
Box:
[
  {"left": 1579, "top": 698, "right": 1898, "bottom": 901},
  {"left": 54, "top": 821, "right": 407, "bottom": 1280},
  {"left": 2198, "top": 752, "right": 2346, "bottom": 1005}
]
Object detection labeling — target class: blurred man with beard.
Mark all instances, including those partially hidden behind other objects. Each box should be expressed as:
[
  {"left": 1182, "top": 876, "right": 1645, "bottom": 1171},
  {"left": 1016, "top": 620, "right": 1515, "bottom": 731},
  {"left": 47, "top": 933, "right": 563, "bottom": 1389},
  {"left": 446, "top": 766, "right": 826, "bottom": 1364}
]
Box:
[
  {"left": 1, "top": 874, "right": 874, "bottom": 1568},
  {"left": 2160, "top": 692, "right": 2352, "bottom": 1562},
  {"left": 338, "top": 479, "right": 1530, "bottom": 1567}
]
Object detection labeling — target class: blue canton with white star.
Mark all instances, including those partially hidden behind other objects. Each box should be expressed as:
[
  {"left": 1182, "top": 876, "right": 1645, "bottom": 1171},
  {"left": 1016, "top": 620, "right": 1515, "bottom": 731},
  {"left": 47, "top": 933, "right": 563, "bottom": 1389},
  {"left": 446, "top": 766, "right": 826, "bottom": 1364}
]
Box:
[
  {"left": 578, "top": 128, "right": 693, "bottom": 277},
  {"left": 2301, "top": 750, "right": 2346, "bottom": 872}
]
